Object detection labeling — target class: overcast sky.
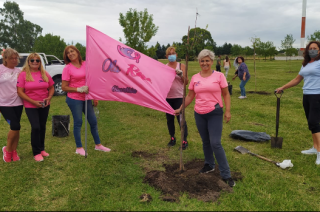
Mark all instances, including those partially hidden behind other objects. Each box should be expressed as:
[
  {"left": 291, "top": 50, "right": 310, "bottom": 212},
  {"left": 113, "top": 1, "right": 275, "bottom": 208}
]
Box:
[{"left": 1, "top": 0, "right": 319, "bottom": 49}]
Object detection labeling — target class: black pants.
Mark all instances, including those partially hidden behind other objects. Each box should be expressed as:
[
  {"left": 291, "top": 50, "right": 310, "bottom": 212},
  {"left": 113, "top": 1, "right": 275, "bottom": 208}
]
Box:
[
  {"left": 0, "top": 105, "right": 23, "bottom": 130},
  {"left": 216, "top": 65, "right": 221, "bottom": 72},
  {"left": 25, "top": 106, "right": 50, "bottom": 156},
  {"left": 303, "top": 94, "right": 320, "bottom": 134},
  {"left": 166, "top": 98, "right": 188, "bottom": 141}
]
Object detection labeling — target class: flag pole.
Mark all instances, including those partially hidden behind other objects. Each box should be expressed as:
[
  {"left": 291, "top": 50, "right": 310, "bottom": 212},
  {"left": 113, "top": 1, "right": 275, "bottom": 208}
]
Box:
[{"left": 85, "top": 95, "right": 88, "bottom": 158}]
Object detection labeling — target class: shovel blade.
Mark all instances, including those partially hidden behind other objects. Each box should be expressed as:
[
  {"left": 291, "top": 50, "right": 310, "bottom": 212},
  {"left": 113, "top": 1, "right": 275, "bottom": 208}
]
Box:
[
  {"left": 234, "top": 146, "right": 250, "bottom": 154},
  {"left": 271, "top": 137, "right": 283, "bottom": 149}
]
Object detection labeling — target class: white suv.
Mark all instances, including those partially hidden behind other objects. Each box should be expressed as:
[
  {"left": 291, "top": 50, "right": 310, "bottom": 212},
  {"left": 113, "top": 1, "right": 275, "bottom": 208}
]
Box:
[{"left": 0, "top": 53, "right": 66, "bottom": 96}]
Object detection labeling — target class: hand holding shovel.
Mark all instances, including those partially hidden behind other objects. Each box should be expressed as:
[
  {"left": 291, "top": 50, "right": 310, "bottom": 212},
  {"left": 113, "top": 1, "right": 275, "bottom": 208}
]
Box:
[{"left": 271, "top": 90, "right": 283, "bottom": 148}]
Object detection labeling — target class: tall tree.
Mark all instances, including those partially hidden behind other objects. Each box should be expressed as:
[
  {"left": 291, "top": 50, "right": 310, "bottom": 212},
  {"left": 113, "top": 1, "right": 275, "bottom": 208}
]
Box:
[
  {"left": 242, "top": 46, "right": 254, "bottom": 58},
  {"left": 181, "top": 27, "right": 216, "bottom": 59},
  {"left": 0, "top": 1, "right": 42, "bottom": 52},
  {"left": 221, "top": 42, "right": 232, "bottom": 55},
  {"left": 250, "top": 37, "right": 261, "bottom": 92},
  {"left": 307, "top": 30, "right": 320, "bottom": 42},
  {"left": 281, "top": 34, "right": 296, "bottom": 61},
  {"left": 257, "top": 41, "right": 276, "bottom": 61},
  {"left": 75, "top": 42, "right": 86, "bottom": 60},
  {"left": 231, "top": 44, "right": 243, "bottom": 56},
  {"left": 119, "top": 8, "right": 158, "bottom": 54},
  {"left": 33, "top": 33, "right": 66, "bottom": 59}
]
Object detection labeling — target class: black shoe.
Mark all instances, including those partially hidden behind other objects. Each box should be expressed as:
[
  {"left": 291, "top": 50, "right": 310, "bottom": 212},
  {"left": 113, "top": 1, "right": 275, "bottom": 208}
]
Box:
[
  {"left": 223, "top": 178, "right": 236, "bottom": 187},
  {"left": 199, "top": 164, "right": 215, "bottom": 173},
  {"left": 178, "top": 141, "right": 188, "bottom": 150},
  {"left": 167, "top": 137, "right": 176, "bottom": 147}
]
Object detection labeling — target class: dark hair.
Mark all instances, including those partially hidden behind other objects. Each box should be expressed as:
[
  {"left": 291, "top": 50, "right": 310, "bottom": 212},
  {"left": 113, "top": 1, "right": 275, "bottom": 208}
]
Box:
[
  {"left": 225, "top": 55, "right": 229, "bottom": 62},
  {"left": 237, "top": 56, "right": 245, "bottom": 63},
  {"left": 302, "top": 41, "right": 320, "bottom": 67},
  {"left": 63, "top": 45, "right": 83, "bottom": 65}
]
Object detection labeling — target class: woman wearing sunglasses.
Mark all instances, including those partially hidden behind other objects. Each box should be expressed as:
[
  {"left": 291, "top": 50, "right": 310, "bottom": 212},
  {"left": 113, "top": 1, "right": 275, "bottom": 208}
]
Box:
[{"left": 17, "top": 53, "right": 54, "bottom": 162}]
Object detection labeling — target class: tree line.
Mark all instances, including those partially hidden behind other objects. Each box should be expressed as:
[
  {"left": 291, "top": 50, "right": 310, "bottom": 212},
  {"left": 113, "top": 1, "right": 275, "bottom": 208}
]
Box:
[{"left": 1, "top": 2, "right": 320, "bottom": 61}]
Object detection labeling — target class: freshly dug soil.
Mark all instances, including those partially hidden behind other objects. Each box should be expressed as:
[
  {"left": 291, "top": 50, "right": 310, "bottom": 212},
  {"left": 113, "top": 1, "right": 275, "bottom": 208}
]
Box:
[{"left": 142, "top": 158, "right": 243, "bottom": 202}]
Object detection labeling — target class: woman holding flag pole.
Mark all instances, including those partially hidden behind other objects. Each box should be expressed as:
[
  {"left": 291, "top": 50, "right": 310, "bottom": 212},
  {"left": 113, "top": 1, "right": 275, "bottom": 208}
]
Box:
[
  {"left": 61, "top": 45, "right": 111, "bottom": 156},
  {"left": 165, "top": 46, "right": 189, "bottom": 150}
]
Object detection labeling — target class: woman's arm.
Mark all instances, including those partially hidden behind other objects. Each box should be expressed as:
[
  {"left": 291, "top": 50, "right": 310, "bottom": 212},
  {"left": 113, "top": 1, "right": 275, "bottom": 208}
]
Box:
[
  {"left": 62, "top": 80, "right": 78, "bottom": 93},
  {"left": 221, "top": 87, "right": 231, "bottom": 123},
  {"left": 44, "top": 85, "right": 54, "bottom": 106},
  {"left": 17, "top": 87, "right": 42, "bottom": 108},
  {"left": 174, "top": 90, "right": 195, "bottom": 115},
  {"left": 276, "top": 74, "right": 303, "bottom": 93}
]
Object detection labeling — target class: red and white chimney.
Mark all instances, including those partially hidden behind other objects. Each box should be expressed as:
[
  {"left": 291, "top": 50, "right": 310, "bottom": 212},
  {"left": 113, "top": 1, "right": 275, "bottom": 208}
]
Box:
[{"left": 300, "top": 0, "right": 307, "bottom": 51}]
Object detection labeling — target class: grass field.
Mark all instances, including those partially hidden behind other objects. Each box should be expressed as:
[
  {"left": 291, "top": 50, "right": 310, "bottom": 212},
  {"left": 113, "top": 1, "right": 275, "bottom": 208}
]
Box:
[{"left": 1, "top": 59, "right": 320, "bottom": 211}]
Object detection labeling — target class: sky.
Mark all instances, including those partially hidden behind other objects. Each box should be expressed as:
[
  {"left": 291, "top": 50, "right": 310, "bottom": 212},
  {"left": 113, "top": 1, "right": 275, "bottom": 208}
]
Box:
[{"left": 0, "top": 0, "right": 319, "bottom": 50}]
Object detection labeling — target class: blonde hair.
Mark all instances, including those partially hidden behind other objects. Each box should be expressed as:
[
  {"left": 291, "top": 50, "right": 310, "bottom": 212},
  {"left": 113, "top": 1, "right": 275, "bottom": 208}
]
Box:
[
  {"left": 22, "top": 53, "right": 48, "bottom": 82},
  {"left": 2, "top": 48, "right": 20, "bottom": 66},
  {"left": 63, "top": 45, "right": 83, "bottom": 65},
  {"left": 165, "top": 46, "right": 176, "bottom": 57}
]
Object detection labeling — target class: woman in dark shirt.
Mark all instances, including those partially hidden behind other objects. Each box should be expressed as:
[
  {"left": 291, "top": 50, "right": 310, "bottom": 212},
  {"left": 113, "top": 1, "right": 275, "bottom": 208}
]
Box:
[{"left": 232, "top": 56, "right": 250, "bottom": 99}]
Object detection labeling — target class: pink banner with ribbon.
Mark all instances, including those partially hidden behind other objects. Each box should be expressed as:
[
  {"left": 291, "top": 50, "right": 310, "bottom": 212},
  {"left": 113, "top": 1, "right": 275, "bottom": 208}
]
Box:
[{"left": 86, "top": 26, "right": 176, "bottom": 115}]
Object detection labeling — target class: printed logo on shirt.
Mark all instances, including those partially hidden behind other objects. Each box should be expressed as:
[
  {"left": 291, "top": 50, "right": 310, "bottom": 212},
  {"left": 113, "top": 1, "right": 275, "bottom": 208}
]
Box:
[
  {"left": 195, "top": 81, "right": 201, "bottom": 86},
  {"left": 39, "top": 79, "right": 45, "bottom": 83}
]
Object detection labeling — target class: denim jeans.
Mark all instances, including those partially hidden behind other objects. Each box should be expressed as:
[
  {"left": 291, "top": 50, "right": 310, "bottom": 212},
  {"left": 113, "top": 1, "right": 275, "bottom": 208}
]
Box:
[
  {"left": 66, "top": 96, "right": 101, "bottom": 148},
  {"left": 240, "top": 78, "right": 250, "bottom": 96},
  {"left": 194, "top": 105, "right": 231, "bottom": 179}
]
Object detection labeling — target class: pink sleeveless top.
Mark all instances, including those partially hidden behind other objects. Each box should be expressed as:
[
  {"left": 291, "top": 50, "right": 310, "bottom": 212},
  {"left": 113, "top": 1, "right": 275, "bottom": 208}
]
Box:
[{"left": 166, "top": 62, "right": 184, "bottom": 99}]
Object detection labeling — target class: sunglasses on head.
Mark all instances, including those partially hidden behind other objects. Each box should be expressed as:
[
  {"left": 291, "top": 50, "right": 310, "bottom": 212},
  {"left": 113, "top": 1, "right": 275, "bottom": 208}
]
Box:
[{"left": 30, "top": 59, "right": 40, "bottom": 63}]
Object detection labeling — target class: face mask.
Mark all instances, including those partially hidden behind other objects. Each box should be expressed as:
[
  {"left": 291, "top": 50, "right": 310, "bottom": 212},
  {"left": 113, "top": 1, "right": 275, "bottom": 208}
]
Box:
[
  {"left": 309, "top": 50, "right": 319, "bottom": 58},
  {"left": 168, "top": 54, "right": 176, "bottom": 62}
]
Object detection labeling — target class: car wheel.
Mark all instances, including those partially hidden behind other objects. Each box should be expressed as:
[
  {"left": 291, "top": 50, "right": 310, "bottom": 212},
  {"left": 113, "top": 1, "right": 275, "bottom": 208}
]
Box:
[{"left": 54, "top": 78, "right": 66, "bottom": 96}]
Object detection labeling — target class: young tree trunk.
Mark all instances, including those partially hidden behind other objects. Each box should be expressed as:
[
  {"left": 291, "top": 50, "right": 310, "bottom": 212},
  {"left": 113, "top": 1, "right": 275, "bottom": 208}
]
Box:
[
  {"left": 254, "top": 47, "right": 256, "bottom": 92},
  {"left": 179, "top": 26, "right": 191, "bottom": 171}
]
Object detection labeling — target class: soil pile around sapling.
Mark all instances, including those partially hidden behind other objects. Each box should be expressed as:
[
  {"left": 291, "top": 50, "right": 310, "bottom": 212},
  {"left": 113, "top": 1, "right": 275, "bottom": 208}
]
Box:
[{"left": 142, "top": 158, "right": 243, "bottom": 202}]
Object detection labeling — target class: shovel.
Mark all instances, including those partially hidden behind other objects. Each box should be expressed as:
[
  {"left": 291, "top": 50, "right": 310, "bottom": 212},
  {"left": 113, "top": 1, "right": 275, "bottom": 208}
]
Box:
[
  {"left": 234, "top": 146, "right": 293, "bottom": 169},
  {"left": 234, "top": 145, "right": 279, "bottom": 166},
  {"left": 271, "top": 91, "right": 283, "bottom": 149}
]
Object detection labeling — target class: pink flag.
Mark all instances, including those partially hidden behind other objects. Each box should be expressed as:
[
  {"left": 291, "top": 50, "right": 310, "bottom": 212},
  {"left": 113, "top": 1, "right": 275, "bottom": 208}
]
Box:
[{"left": 86, "top": 26, "right": 176, "bottom": 115}]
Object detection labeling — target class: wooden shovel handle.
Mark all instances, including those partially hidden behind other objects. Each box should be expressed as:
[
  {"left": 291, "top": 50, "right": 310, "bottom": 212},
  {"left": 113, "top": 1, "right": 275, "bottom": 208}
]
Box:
[{"left": 249, "top": 152, "right": 278, "bottom": 164}]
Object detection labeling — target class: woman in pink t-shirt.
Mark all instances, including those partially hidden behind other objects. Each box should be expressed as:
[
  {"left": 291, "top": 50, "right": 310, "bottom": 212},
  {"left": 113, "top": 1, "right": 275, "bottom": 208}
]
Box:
[
  {"left": 17, "top": 53, "right": 54, "bottom": 162},
  {"left": 61, "top": 45, "right": 110, "bottom": 156},
  {"left": 165, "top": 46, "right": 189, "bottom": 150},
  {"left": 0, "top": 48, "right": 23, "bottom": 163},
  {"left": 175, "top": 49, "right": 235, "bottom": 187}
]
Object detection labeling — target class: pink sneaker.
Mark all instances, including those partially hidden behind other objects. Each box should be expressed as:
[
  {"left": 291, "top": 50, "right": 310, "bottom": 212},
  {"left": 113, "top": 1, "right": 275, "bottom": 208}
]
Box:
[
  {"left": 34, "top": 154, "right": 44, "bottom": 162},
  {"left": 12, "top": 150, "right": 20, "bottom": 161},
  {"left": 41, "top": 151, "right": 49, "bottom": 157},
  {"left": 95, "top": 145, "right": 111, "bottom": 152},
  {"left": 2, "top": 146, "right": 12, "bottom": 163},
  {"left": 75, "top": 148, "right": 86, "bottom": 156}
]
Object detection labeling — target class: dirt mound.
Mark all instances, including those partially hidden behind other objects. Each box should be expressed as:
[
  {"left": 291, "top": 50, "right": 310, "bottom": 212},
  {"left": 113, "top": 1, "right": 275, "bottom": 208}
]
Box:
[{"left": 143, "top": 159, "right": 243, "bottom": 202}]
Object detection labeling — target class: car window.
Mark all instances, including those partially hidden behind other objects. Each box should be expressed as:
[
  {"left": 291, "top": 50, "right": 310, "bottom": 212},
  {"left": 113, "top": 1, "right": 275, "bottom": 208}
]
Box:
[
  {"left": 18, "top": 56, "right": 27, "bottom": 67},
  {"left": 0, "top": 56, "right": 28, "bottom": 68}
]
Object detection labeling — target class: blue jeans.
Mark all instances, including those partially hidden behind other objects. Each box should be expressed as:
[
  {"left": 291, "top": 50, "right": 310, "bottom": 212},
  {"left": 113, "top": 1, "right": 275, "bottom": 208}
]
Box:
[
  {"left": 66, "top": 96, "right": 101, "bottom": 148},
  {"left": 194, "top": 105, "right": 231, "bottom": 179},
  {"left": 240, "top": 78, "right": 250, "bottom": 96}
]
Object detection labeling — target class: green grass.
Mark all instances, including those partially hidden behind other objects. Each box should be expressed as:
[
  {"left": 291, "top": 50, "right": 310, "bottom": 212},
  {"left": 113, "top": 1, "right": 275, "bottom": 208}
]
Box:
[{"left": 1, "top": 59, "right": 320, "bottom": 211}]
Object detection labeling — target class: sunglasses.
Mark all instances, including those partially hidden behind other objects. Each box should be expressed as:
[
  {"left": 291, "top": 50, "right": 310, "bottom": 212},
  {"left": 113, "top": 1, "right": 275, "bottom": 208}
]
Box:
[{"left": 30, "top": 59, "right": 40, "bottom": 63}]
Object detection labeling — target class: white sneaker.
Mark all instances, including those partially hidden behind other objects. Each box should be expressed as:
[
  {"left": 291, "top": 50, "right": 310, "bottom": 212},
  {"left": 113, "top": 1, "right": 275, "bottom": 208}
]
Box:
[
  {"left": 301, "top": 146, "right": 317, "bottom": 155},
  {"left": 238, "top": 96, "right": 245, "bottom": 99},
  {"left": 316, "top": 152, "right": 320, "bottom": 165}
]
